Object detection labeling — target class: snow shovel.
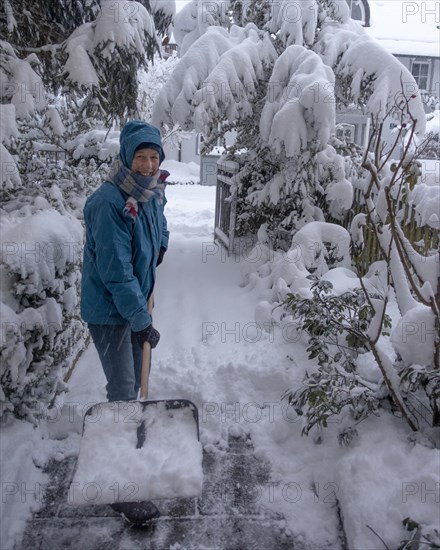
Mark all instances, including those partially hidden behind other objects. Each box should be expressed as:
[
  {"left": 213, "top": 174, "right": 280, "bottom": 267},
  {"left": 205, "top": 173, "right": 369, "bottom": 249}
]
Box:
[{"left": 69, "top": 295, "right": 203, "bottom": 507}]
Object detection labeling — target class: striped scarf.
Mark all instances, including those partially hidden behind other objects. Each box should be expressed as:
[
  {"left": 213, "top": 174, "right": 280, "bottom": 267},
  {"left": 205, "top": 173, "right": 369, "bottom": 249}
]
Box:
[{"left": 108, "top": 158, "right": 169, "bottom": 220}]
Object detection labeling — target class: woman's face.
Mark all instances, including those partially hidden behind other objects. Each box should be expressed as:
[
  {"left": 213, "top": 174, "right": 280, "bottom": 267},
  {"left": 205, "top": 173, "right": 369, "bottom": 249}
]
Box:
[{"left": 131, "top": 148, "right": 160, "bottom": 176}]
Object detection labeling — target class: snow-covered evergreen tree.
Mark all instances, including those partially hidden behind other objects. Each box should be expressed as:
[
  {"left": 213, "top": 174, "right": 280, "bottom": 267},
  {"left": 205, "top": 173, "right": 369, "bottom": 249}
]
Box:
[{"left": 153, "top": 0, "right": 425, "bottom": 242}]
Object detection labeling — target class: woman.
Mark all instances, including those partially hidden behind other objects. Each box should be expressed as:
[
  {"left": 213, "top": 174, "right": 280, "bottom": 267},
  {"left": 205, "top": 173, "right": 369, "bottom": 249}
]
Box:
[{"left": 80, "top": 120, "right": 169, "bottom": 524}]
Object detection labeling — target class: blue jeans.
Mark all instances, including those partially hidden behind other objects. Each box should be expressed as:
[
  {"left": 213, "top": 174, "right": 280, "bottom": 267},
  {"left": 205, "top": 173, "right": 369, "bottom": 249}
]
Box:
[{"left": 88, "top": 324, "right": 143, "bottom": 401}]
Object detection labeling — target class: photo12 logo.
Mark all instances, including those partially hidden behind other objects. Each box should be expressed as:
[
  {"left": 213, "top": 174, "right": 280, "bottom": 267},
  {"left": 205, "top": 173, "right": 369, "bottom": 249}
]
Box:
[
  {"left": 201, "top": 321, "right": 302, "bottom": 344},
  {"left": 402, "top": 1, "right": 440, "bottom": 22}
]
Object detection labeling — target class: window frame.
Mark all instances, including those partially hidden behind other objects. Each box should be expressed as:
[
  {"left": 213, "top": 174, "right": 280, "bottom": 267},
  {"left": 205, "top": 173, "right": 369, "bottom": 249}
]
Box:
[{"left": 411, "top": 60, "right": 431, "bottom": 91}]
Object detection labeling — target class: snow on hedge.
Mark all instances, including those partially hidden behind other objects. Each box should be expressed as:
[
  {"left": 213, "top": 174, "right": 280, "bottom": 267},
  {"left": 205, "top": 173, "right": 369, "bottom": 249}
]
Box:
[{"left": 0, "top": 205, "right": 85, "bottom": 420}]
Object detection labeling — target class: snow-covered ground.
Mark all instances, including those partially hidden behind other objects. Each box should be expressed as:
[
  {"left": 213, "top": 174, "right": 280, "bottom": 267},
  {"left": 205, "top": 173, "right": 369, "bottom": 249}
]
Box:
[{"left": 1, "top": 169, "right": 439, "bottom": 549}]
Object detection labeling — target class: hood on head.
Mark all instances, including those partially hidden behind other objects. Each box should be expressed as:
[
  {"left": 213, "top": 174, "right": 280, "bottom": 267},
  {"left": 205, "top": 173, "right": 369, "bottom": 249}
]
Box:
[{"left": 119, "top": 120, "right": 165, "bottom": 168}]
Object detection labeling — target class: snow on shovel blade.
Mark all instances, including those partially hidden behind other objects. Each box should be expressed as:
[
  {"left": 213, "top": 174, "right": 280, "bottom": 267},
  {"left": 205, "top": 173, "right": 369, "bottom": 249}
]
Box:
[{"left": 69, "top": 400, "right": 203, "bottom": 506}]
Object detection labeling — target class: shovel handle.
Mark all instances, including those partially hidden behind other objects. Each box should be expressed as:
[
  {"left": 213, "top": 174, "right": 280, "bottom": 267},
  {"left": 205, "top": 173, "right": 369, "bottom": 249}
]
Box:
[
  {"left": 140, "top": 294, "right": 154, "bottom": 401},
  {"left": 140, "top": 342, "right": 151, "bottom": 400}
]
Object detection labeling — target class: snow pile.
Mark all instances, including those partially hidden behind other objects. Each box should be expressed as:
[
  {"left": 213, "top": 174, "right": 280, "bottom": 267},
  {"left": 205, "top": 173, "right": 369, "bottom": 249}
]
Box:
[
  {"left": 290, "top": 221, "right": 351, "bottom": 274},
  {"left": 241, "top": 221, "right": 352, "bottom": 305},
  {"left": 70, "top": 401, "right": 203, "bottom": 504},
  {"left": 336, "top": 419, "right": 440, "bottom": 549}
]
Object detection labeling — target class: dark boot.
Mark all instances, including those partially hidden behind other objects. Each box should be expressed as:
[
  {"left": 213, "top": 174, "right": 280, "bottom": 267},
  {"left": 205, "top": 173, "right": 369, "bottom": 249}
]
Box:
[{"left": 111, "top": 501, "right": 160, "bottom": 526}]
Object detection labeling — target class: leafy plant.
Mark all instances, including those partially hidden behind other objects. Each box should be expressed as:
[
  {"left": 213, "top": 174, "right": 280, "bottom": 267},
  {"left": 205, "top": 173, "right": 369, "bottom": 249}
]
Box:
[{"left": 282, "top": 280, "right": 391, "bottom": 436}]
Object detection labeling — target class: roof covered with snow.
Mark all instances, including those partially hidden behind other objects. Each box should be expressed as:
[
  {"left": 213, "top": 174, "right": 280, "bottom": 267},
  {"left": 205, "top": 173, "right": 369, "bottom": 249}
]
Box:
[{"left": 365, "top": 0, "right": 440, "bottom": 57}]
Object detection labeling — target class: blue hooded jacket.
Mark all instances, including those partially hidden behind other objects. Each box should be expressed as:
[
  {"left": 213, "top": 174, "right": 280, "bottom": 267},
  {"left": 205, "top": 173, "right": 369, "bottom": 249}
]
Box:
[{"left": 80, "top": 121, "right": 168, "bottom": 331}]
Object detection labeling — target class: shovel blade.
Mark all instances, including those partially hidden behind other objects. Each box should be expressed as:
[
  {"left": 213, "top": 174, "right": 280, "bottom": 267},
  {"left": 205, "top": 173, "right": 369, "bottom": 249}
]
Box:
[{"left": 70, "top": 399, "right": 202, "bottom": 506}]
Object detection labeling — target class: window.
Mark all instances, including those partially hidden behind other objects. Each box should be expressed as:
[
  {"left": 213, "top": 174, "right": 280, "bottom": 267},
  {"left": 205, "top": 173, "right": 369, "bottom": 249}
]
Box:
[
  {"left": 346, "top": 0, "right": 370, "bottom": 27},
  {"left": 336, "top": 123, "right": 356, "bottom": 143},
  {"left": 411, "top": 61, "right": 430, "bottom": 90}
]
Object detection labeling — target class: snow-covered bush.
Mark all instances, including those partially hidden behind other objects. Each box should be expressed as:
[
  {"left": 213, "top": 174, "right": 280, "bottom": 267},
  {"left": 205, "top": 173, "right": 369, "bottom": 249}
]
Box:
[
  {"left": 282, "top": 279, "right": 392, "bottom": 440},
  {"left": 239, "top": 97, "right": 438, "bottom": 440},
  {"left": 356, "top": 102, "right": 440, "bottom": 428},
  {"left": 0, "top": 205, "right": 85, "bottom": 420},
  {"left": 282, "top": 97, "right": 439, "bottom": 437}
]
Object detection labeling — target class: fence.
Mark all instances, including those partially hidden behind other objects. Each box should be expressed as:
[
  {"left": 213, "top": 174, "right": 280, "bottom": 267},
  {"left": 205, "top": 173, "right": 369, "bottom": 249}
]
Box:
[
  {"left": 214, "top": 160, "right": 439, "bottom": 272},
  {"left": 214, "top": 157, "right": 240, "bottom": 254},
  {"left": 319, "top": 187, "right": 439, "bottom": 274}
]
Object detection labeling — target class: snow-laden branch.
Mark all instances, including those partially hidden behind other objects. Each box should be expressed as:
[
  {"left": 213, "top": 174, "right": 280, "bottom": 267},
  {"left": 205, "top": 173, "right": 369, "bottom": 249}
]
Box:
[
  {"left": 391, "top": 211, "right": 439, "bottom": 305},
  {"left": 63, "top": 1, "right": 158, "bottom": 89},
  {"left": 267, "top": 0, "right": 319, "bottom": 48},
  {"left": 260, "top": 45, "right": 335, "bottom": 156},
  {"left": 152, "top": 26, "right": 235, "bottom": 129},
  {"left": 315, "top": 24, "right": 426, "bottom": 135},
  {"left": 174, "top": 0, "right": 230, "bottom": 56},
  {"left": 192, "top": 26, "right": 276, "bottom": 130},
  {"left": 0, "top": 40, "right": 46, "bottom": 118},
  {"left": 63, "top": 26, "right": 99, "bottom": 88},
  {"left": 93, "top": 0, "right": 157, "bottom": 57},
  {"left": 364, "top": 194, "right": 419, "bottom": 315}
]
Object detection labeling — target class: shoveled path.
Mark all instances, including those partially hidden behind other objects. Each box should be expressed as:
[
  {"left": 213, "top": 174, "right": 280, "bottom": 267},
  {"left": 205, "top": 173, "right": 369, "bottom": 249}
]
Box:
[{"left": 18, "top": 432, "right": 306, "bottom": 550}]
